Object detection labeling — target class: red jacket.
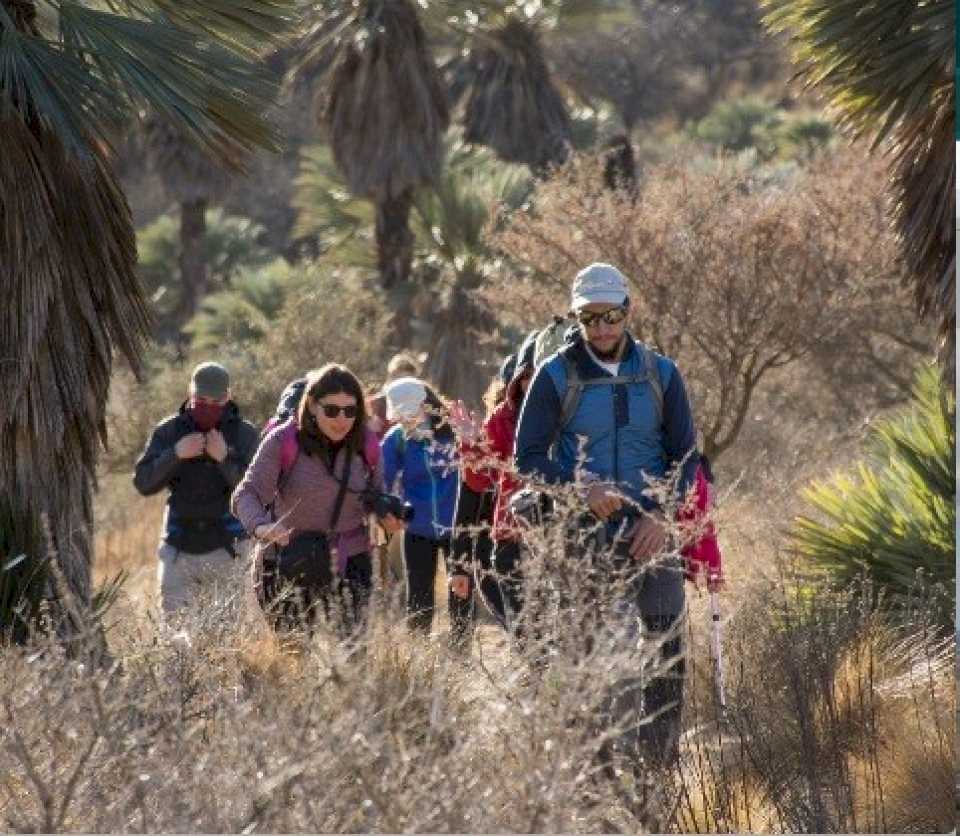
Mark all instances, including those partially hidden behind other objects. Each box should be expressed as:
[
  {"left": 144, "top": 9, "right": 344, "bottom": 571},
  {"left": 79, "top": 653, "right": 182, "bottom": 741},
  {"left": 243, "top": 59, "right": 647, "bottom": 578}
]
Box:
[
  {"left": 679, "top": 464, "right": 722, "bottom": 583},
  {"left": 462, "top": 380, "right": 524, "bottom": 541}
]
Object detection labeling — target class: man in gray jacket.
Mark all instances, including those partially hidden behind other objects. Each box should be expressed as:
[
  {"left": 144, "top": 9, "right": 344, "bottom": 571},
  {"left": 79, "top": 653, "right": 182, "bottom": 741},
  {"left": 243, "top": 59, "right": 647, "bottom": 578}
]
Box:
[{"left": 134, "top": 362, "right": 260, "bottom": 614}]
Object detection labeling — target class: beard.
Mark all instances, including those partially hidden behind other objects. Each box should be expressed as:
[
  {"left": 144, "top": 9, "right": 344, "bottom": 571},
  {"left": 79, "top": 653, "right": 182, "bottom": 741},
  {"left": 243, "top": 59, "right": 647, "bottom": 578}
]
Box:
[{"left": 589, "top": 334, "right": 625, "bottom": 362}]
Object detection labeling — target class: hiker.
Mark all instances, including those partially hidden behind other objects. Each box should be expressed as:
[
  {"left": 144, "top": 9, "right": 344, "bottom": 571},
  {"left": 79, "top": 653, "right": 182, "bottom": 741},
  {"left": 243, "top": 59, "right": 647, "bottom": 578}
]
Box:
[
  {"left": 445, "top": 366, "right": 521, "bottom": 638},
  {"left": 367, "top": 352, "right": 424, "bottom": 439},
  {"left": 451, "top": 329, "right": 545, "bottom": 639},
  {"left": 231, "top": 364, "right": 406, "bottom": 634},
  {"left": 133, "top": 362, "right": 260, "bottom": 615},
  {"left": 381, "top": 378, "right": 463, "bottom": 638},
  {"left": 366, "top": 352, "right": 426, "bottom": 587},
  {"left": 515, "top": 263, "right": 700, "bottom": 771}
]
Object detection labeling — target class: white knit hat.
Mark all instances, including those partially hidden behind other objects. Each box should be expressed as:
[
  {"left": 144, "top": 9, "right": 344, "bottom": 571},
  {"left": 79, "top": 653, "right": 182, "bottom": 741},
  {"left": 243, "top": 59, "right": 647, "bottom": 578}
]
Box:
[
  {"left": 570, "top": 263, "right": 629, "bottom": 310},
  {"left": 384, "top": 377, "right": 427, "bottom": 422}
]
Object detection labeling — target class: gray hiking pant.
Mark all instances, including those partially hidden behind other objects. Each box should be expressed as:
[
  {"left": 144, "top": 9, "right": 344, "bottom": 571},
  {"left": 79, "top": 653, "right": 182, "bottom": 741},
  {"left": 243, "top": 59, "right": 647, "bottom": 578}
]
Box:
[{"left": 592, "top": 557, "right": 686, "bottom": 772}]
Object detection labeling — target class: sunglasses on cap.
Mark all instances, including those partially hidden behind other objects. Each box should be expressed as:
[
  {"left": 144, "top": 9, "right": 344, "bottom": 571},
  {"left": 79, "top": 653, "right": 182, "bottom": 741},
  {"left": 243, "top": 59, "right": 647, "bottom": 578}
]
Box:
[
  {"left": 318, "top": 403, "right": 358, "bottom": 419},
  {"left": 576, "top": 307, "right": 628, "bottom": 328}
]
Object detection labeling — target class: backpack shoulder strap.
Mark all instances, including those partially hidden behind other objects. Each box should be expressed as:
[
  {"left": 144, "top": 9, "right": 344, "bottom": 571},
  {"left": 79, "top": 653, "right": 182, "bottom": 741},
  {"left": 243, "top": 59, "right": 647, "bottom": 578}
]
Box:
[
  {"left": 551, "top": 343, "right": 665, "bottom": 449},
  {"left": 639, "top": 342, "right": 664, "bottom": 427},
  {"left": 550, "top": 353, "right": 583, "bottom": 450},
  {"left": 277, "top": 418, "right": 300, "bottom": 489},
  {"left": 362, "top": 427, "right": 381, "bottom": 473}
]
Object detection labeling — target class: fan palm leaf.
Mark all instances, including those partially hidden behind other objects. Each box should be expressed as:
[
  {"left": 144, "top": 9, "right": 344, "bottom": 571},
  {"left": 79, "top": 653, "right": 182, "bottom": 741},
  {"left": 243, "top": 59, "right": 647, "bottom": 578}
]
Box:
[
  {"left": 763, "top": 0, "right": 955, "bottom": 381},
  {"left": 458, "top": 17, "right": 571, "bottom": 172},
  {"left": 1, "top": 0, "right": 288, "bottom": 643},
  {"left": 414, "top": 136, "right": 531, "bottom": 404}
]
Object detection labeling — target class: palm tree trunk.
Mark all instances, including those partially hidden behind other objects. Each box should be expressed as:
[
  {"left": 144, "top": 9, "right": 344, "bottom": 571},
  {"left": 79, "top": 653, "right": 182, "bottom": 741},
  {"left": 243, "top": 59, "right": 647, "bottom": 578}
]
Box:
[
  {"left": 375, "top": 189, "right": 414, "bottom": 289},
  {"left": 2, "top": 113, "right": 149, "bottom": 653},
  {"left": 424, "top": 272, "right": 494, "bottom": 408},
  {"left": 176, "top": 197, "right": 208, "bottom": 330}
]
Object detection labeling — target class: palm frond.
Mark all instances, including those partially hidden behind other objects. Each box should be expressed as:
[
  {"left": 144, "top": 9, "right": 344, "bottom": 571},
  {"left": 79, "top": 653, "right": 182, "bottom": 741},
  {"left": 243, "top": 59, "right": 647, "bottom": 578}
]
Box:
[
  {"left": 459, "top": 17, "right": 571, "bottom": 171},
  {"left": 146, "top": 0, "right": 295, "bottom": 53},
  {"left": 0, "top": 6, "right": 124, "bottom": 157},
  {"left": 59, "top": 3, "right": 280, "bottom": 160},
  {"left": 319, "top": 0, "right": 449, "bottom": 199},
  {"left": 412, "top": 135, "right": 530, "bottom": 268},
  {"left": 763, "top": 0, "right": 955, "bottom": 379},
  {"left": 292, "top": 142, "right": 376, "bottom": 261}
]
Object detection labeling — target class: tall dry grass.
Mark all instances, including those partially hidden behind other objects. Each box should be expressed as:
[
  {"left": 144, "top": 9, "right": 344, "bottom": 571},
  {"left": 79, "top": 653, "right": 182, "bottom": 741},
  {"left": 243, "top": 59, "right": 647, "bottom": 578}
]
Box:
[{"left": 0, "top": 454, "right": 950, "bottom": 833}]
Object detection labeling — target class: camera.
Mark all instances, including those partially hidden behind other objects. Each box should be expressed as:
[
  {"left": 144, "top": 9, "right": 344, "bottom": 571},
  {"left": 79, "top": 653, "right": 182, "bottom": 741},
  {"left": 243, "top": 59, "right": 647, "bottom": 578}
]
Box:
[{"left": 361, "top": 490, "right": 415, "bottom": 522}]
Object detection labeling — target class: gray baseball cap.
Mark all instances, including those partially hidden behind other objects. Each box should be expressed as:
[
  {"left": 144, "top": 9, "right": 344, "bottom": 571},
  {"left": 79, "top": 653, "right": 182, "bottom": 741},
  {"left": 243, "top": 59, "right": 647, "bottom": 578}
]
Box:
[
  {"left": 191, "top": 362, "right": 230, "bottom": 399},
  {"left": 570, "top": 263, "right": 629, "bottom": 310}
]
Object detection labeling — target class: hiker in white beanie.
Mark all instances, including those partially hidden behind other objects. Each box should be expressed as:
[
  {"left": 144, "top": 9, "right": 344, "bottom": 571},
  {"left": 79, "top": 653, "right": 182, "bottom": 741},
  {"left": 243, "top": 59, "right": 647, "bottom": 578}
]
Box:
[{"left": 381, "top": 378, "right": 468, "bottom": 641}]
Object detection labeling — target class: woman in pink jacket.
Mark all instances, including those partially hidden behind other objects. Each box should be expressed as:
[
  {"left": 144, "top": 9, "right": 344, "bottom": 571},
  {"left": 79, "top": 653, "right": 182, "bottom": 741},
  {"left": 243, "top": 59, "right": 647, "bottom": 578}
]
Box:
[{"left": 232, "top": 364, "right": 405, "bottom": 633}]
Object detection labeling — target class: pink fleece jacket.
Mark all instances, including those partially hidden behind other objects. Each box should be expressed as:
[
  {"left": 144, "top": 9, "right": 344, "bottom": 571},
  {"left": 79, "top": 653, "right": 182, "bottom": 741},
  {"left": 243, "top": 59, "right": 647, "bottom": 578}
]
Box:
[{"left": 231, "top": 425, "right": 384, "bottom": 561}]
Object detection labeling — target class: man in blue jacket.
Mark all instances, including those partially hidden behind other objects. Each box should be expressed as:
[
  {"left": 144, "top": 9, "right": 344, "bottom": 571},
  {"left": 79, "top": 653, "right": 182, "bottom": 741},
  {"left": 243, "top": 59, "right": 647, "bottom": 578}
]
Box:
[{"left": 515, "top": 262, "right": 699, "bottom": 772}]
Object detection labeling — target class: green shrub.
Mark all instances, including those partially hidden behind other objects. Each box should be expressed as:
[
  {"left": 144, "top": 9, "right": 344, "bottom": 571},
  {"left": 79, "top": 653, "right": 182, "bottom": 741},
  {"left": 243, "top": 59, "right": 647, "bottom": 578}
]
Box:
[
  {"left": 791, "top": 365, "right": 955, "bottom": 623},
  {"left": 137, "top": 209, "right": 276, "bottom": 339}
]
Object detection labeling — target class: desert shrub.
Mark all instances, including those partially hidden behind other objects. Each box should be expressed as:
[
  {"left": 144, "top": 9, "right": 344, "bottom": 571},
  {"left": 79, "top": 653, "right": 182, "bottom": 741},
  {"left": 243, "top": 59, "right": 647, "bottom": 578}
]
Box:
[
  {"left": 695, "top": 572, "right": 956, "bottom": 833},
  {"left": 488, "top": 145, "right": 931, "bottom": 461}
]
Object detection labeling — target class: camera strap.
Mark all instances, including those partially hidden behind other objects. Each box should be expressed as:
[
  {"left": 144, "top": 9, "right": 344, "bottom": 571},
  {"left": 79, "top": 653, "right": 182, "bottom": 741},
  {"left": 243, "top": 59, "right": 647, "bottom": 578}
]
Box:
[{"left": 328, "top": 449, "right": 352, "bottom": 535}]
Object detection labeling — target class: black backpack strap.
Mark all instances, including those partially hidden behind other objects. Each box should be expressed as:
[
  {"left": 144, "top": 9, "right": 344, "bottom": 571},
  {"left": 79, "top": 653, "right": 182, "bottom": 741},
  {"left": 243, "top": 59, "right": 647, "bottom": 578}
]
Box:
[{"left": 327, "top": 449, "right": 353, "bottom": 534}]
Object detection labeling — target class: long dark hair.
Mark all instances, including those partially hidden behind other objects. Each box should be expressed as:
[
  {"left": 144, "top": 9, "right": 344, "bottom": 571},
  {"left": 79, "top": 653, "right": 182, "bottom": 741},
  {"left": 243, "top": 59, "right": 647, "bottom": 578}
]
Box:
[{"left": 297, "top": 364, "right": 368, "bottom": 457}]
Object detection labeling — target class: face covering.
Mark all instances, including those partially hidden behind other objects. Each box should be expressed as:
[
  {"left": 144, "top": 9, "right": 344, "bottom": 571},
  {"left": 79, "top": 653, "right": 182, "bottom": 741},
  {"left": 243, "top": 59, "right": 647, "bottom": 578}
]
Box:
[{"left": 190, "top": 400, "right": 224, "bottom": 432}]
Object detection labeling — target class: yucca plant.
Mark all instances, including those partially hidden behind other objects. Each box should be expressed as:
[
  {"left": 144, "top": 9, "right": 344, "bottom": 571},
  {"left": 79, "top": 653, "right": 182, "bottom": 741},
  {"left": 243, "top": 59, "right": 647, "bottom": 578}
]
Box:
[
  {"left": 184, "top": 258, "right": 314, "bottom": 351},
  {"left": 292, "top": 131, "right": 531, "bottom": 396},
  {"left": 138, "top": 208, "right": 275, "bottom": 342},
  {"left": 1, "top": 0, "right": 290, "bottom": 644},
  {"left": 291, "top": 143, "right": 377, "bottom": 270},
  {"left": 763, "top": 0, "right": 955, "bottom": 382},
  {"left": 791, "top": 365, "right": 955, "bottom": 624}
]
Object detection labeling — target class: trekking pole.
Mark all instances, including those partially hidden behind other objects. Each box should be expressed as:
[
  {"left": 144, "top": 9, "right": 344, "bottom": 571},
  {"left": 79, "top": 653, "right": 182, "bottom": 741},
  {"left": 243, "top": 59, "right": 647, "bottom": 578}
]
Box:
[{"left": 709, "top": 587, "right": 727, "bottom": 712}]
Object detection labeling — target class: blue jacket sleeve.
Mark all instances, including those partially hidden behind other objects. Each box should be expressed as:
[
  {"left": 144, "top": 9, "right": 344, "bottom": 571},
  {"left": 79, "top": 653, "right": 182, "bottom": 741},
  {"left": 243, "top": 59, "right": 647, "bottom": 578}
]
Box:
[
  {"left": 381, "top": 429, "right": 402, "bottom": 493},
  {"left": 515, "top": 365, "right": 566, "bottom": 484},
  {"left": 661, "top": 363, "right": 699, "bottom": 502}
]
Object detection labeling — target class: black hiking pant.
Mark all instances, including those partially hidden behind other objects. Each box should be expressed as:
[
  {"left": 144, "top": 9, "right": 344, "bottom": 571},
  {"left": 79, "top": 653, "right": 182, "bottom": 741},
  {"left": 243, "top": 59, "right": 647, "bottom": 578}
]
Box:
[
  {"left": 403, "top": 533, "right": 473, "bottom": 638},
  {"left": 448, "top": 483, "right": 504, "bottom": 644},
  {"left": 586, "top": 548, "right": 686, "bottom": 773}
]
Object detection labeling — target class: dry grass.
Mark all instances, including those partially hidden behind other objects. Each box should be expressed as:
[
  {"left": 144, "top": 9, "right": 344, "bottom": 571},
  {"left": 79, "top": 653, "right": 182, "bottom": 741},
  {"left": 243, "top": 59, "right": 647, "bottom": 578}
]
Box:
[{"left": 2, "top": 397, "right": 940, "bottom": 833}]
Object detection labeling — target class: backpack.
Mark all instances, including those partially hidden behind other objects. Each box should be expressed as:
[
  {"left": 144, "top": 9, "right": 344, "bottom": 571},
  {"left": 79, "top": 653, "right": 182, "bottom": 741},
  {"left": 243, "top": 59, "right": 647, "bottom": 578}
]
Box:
[
  {"left": 550, "top": 341, "right": 664, "bottom": 449},
  {"left": 262, "top": 377, "right": 308, "bottom": 438},
  {"left": 533, "top": 316, "right": 572, "bottom": 368}
]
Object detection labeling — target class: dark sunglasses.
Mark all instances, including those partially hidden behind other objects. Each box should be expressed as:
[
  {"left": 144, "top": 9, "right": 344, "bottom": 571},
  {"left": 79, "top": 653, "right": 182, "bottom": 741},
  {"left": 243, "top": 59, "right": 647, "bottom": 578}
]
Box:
[
  {"left": 576, "top": 307, "right": 628, "bottom": 328},
  {"left": 319, "top": 403, "right": 358, "bottom": 419}
]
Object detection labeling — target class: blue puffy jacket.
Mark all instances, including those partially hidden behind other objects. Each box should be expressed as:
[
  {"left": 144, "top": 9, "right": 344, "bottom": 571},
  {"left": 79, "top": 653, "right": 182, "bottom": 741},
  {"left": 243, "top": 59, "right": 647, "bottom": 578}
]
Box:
[
  {"left": 381, "top": 426, "right": 459, "bottom": 540},
  {"left": 515, "top": 332, "right": 698, "bottom": 510}
]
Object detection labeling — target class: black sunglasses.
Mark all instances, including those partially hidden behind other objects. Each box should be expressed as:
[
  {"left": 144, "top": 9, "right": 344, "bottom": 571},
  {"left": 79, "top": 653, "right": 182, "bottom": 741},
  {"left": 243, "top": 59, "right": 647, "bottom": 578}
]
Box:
[
  {"left": 319, "top": 403, "right": 358, "bottom": 419},
  {"left": 576, "top": 307, "right": 628, "bottom": 328}
]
